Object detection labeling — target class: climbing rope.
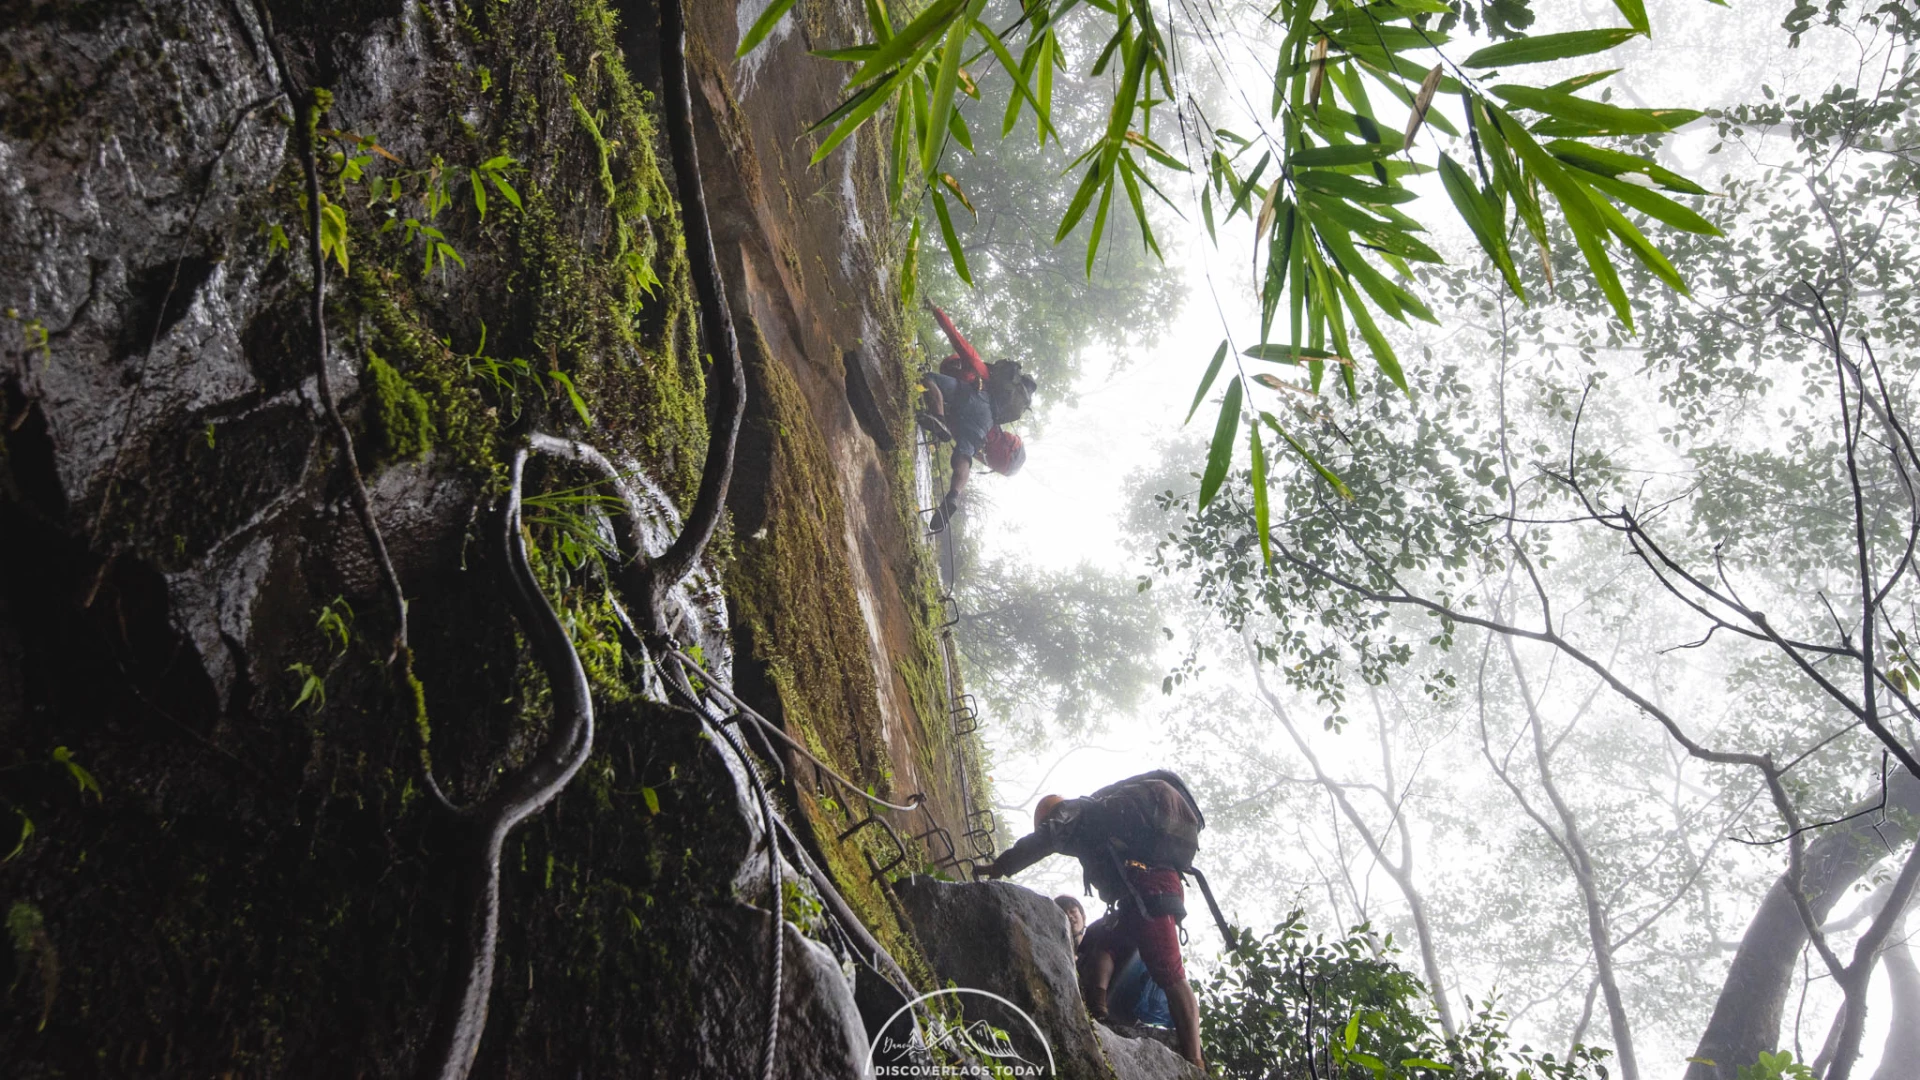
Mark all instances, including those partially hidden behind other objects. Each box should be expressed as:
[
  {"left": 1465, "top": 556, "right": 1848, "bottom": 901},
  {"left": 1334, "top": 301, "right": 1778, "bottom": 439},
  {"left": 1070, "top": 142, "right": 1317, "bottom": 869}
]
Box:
[
  {"left": 659, "top": 661, "right": 783, "bottom": 1080},
  {"left": 666, "top": 649, "right": 927, "bottom": 814}
]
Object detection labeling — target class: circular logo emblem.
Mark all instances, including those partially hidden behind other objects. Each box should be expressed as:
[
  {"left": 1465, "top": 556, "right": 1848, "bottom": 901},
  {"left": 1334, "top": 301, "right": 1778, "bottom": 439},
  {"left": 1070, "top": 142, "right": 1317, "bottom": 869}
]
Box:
[{"left": 866, "top": 987, "right": 1056, "bottom": 1078}]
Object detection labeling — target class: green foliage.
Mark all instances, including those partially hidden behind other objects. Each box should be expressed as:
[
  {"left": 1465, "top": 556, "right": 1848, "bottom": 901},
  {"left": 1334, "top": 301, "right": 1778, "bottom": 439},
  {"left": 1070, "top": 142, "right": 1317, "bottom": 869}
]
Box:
[
  {"left": 316, "top": 596, "right": 353, "bottom": 655},
  {"left": 288, "top": 662, "right": 326, "bottom": 712},
  {"left": 50, "top": 746, "right": 100, "bottom": 802},
  {"left": 1734, "top": 1051, "right": 1817, "bottom": 1080},
  {"left": 1203, "top": 914, "right": 1612, "bottom": 1080},
  {"left": 771, "top": 0, "right": 1718, "bottom": 507},
  {"left": 3, "top": 809, "right": 31, "bottom": 862},
  {"left": 367, "top": 349, "right": 432, "bottom": 461},
  {"left": 5, "top": 900, "right": 41, "bottom": 953}
]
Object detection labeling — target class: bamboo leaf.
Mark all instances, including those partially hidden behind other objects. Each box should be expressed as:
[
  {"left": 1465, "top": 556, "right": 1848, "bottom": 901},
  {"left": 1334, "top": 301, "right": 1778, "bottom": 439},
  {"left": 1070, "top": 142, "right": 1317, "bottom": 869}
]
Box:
[
  {"left": 1611, "top": 0, "right": 1651, "bottom": 35},
  {"left": 737, "top": 0, "right": 797, "bottom": 58},
  {"left": 1055, "top": 161, "right": 1105, "bottom": 243},
  {"left": 921, "top": 9, "right": 971, "bottom": 176},
  {"left": 938, "top": 173, "right": 975, "bottom": 217},
  {"left": 981, "top": 18, "right": 1055, "bottom": 142},
  {"left": 1085, "top": 172, "right": 1116, "bottom": 276},
  {"left": 1544, "top": 69, "right": 1621, "bottom": 95},
  {"left": 811, "top": 68, "right": 911, "bottom": 163},
  {"left": 1295, "top": 170, "right": 1417, "bottom": 205},
  {"left": 1124, "top": 129, "right": 1189, "bottom": 172},
  {"left": 900, "top": 215, "right": 921, "bottom": 299},
  {"left": 1119, "top": 158, "right": 1161, "bottom": 258},
  {"left": 1576, "top": 176, "right": 1691, "bottom": 292},
  {"left": 1498, "top": 107, "right": 1635, "bottom": 328},
  {"left": 1198, "top": 376, "right": 1243, "bottom": 509},
  {"left": 1036, "top": 31, "right": 1055, "bottom": 145},
  {"left": 1244, "top": 343, "right": 1353, "bottom": 365},
  {"left": 1291, "top": 142, "right": 1396, "bottom": 168},
  {"left": 931, "top": 188, "right": 972, "bottom": 285},
  {"left": 1267, "top": 415, "right": 1352, "bottom": 499},
  {"left": 1332, "top": 267, "right": 1408, "bottom": 392},
  {"left": 1437, "top": 152, "right": 1524, "bottom": 297},
  {"left": 1250, "top": 420, "right": 1271, "bottom": 566},
  {"left": 864, "top": 0, "right": 893, "bottom": 39},
  {"left": 1402, "top": 64, "right": 1443, "bottom": 148},
  {"left": 1575, "top": 170, "right": 1722, "bottom": 235},
  {"left": 1463, "top": 27, "right": 1641, "bottom": 68},
  {"left": 947, "top": 106, "right": 973, "bottom": 153},
  {"left": 845, "top": 0, "right": 967, "bottom": 89},
  {"left": 1491, "top": 85, "right": 1703, "bottom": 135},
  {"left": 890, "top": 81, "right": 913, "bottom": 205},
  {"left": 814, "top": 44, "right": 881, "bottom": 62},
  {"left": 1545, "top": 139, "right": 1708, "bottom": 194},
  {"left": 1187, "top": 340, "right": 1229, "bottom": 424},
  {"left": 490, "top": 173, "right": 522, "bottom": 211}
]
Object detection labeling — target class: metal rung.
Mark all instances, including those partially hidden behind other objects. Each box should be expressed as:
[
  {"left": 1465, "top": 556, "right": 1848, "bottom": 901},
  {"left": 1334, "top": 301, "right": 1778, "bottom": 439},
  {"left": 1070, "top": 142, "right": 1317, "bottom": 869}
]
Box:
[
  {"left": 914, "top": 822, "right": 957, "bottom": 867},
  {"left": 841, "top": 811, "right": 911, "bottom": 881}
]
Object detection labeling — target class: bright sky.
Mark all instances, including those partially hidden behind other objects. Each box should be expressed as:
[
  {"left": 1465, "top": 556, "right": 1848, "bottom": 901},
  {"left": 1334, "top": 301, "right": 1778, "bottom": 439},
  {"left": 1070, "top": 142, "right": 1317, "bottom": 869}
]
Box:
[{"left": 961, "top": 0, "right": 1898, "bottom": 1069}]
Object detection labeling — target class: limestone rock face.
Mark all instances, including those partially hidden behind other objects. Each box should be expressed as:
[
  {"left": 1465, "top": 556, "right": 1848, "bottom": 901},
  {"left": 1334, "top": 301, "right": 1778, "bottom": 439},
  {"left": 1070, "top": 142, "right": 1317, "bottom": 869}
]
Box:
[{"left": 893, "top": 876, "right": 1204, "bottom": 1080}]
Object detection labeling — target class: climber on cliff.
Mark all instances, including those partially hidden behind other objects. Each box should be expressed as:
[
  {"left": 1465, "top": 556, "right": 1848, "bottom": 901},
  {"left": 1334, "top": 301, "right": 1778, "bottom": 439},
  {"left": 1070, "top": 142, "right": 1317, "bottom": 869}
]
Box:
[
  {"left": 976, "top": 771, "right": 1208, "bottom": 1069},
  {"left": 916, "top": 300, "right": 1031, "bottom": 532}
]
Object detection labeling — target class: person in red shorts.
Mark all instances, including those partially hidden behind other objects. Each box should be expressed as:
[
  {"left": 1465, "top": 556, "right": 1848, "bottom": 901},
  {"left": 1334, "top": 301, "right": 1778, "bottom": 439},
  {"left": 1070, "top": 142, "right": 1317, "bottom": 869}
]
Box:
[{"left": 976, "top": 772, "right": 1207, "bottom": 1069}]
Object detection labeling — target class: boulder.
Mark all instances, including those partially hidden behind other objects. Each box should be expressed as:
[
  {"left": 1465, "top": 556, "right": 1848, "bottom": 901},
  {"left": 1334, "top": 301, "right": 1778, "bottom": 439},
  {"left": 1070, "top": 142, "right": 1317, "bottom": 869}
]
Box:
[
  {"left": 891, "top": 876, "right": 1203, "bottom": 1080},
  {"left": 1097, "top": 1025, "right": 1205, "bottom": 1080}
]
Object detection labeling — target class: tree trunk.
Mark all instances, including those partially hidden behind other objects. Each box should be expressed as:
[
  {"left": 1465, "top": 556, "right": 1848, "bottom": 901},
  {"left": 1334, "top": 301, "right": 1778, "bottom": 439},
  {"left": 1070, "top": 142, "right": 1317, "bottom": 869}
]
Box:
[
  {"left": 1868, "top": 930, "right": 1920, "bottom": 1080},
  {"left": 1686, "top": 769, "right": 1920, "bottom": 1080}
]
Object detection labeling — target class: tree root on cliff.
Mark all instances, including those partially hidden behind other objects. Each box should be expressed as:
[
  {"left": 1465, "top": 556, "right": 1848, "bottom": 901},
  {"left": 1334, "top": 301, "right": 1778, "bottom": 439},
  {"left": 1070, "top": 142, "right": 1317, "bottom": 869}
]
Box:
[
  {"left": 254, "top": 0, "right": 757, "bottom": 1073},
  {"left": 420, "top": 2, "right": 751, "bottom": 1077},
  {"left": 419, "top": 446, "right": 599, "bottom": 1080}
]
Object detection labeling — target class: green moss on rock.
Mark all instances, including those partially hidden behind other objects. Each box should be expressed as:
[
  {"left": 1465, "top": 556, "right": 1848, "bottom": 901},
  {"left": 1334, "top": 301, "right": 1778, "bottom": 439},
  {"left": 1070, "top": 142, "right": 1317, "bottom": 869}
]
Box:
[{"left": 366, "top": 350, "right": 431, "bottom": 462}]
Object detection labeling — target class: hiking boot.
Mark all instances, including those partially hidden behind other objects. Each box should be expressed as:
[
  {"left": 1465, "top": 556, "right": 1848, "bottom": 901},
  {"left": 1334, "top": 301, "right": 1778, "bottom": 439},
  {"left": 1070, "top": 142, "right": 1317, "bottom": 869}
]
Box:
[
  {"left": 915, "top": 411, "right": 953, "bottom": 443},
  {"left": 1083, "top": 982, "right": 1109, "bottom": 1021}
]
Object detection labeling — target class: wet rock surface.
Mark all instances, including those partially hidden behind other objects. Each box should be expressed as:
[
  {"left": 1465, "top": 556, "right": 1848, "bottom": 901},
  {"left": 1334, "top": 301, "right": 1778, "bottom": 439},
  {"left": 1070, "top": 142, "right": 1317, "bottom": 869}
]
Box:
[
  {"left": 0, "top": 0, "right": 978, "bottom": 1074},
  {"left": 893, "top": 876, "right": 1204, "bottom": 1080}
]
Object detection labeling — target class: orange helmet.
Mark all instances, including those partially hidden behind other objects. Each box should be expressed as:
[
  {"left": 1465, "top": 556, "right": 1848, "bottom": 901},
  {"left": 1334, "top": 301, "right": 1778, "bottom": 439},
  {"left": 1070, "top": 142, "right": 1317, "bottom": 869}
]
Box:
[{"left": 982, "top": 428, "right": 1025, "bottom": 475}]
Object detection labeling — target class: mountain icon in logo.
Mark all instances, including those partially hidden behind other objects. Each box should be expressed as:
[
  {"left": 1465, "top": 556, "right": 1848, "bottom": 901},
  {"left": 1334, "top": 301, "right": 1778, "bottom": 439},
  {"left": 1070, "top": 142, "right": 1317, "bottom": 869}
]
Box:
[{"left": 868, "top": 987, "right": 1056, "bottom": 1077}]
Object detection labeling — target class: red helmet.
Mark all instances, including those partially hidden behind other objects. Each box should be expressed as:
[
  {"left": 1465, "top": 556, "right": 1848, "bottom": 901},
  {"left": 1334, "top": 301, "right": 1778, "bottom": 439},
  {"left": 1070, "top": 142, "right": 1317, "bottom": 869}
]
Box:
[{"left": 982, "top": 428, "right": 1025, "bottom": 475}]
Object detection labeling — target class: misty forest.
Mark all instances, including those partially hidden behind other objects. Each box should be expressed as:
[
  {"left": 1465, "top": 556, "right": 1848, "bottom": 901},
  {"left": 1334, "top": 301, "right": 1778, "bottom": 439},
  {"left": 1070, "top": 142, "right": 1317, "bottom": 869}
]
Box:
[{"left": 2, "top": 0, "right": 1917, "bottom": 1079}]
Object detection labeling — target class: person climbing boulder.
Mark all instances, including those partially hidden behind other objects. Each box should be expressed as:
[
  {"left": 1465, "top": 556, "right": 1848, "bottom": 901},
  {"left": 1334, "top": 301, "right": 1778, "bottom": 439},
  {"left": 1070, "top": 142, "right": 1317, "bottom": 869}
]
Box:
[
  {"left": 1055, "top": 893, "right": 1087, "bottom": 948},
  {"left": 917, "top": 300, "right": 1030, "bottom": 531},
  {"left": 976, "top": 771, "right": 1209, "bottom": 1070}
]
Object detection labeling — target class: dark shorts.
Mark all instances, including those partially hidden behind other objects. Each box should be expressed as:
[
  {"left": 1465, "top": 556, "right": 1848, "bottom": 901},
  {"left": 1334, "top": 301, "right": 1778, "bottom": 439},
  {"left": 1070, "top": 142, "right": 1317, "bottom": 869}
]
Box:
[
  {"left": 922, "top": 372, "right": 993, "bottom": 458},
  {"left": 1080, "top": 868, "right": 1186, "bottom": 987}
]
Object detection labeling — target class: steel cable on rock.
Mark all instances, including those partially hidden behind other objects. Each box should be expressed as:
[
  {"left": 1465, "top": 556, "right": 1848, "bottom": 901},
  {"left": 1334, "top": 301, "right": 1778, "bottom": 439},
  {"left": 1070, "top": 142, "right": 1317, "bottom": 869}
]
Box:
[
  {"left": 640, "top": 641, "right": 924, "bottom": 990},
  {"left": 657, "top": 660, "right": 783, "bottom": 1080}
]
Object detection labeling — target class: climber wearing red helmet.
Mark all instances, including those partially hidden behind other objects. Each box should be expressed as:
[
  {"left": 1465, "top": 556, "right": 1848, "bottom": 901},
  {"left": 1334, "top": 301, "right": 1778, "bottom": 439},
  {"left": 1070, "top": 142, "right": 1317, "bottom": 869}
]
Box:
[{"left": 917, "top": 301, "right": 1030, "bottom": 532}]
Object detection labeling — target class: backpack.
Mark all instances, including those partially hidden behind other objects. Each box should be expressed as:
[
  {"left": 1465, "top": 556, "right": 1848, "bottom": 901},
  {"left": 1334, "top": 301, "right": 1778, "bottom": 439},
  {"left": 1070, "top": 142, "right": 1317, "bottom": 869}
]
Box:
[
  {"left": 1085, "top": 770, "right": 1204, "bottom": 872},
  {"left": 986, "top": 360, "right": 1036, "bottom": 425}
]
